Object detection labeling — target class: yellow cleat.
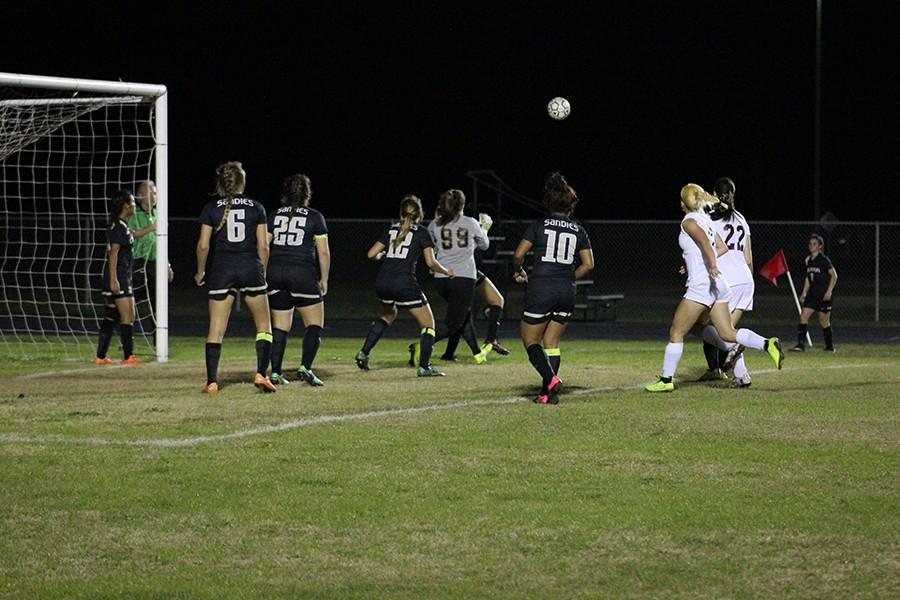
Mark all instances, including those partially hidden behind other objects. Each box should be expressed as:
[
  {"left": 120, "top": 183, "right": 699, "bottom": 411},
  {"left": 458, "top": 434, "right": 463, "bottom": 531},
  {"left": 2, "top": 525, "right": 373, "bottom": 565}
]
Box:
[
  {"left": 765, "top": 337, "right": 784, "bottom": 370},
  {"left": 473, "top": 350, "right": 488, "bottom": 364},
  {"left": 645, "top": 377, "right": 675, "bottom": 393}
]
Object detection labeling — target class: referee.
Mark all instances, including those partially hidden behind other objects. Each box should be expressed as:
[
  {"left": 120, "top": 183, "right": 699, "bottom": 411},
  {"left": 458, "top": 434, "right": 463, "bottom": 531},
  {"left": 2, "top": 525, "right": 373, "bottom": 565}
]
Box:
[{"left": 129, "top": 180, "right": 173, "bottom": 342}]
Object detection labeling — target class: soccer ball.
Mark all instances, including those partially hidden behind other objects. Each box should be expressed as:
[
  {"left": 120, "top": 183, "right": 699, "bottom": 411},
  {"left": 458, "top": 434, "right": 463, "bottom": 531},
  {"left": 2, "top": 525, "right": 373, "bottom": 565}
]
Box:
[{"left": 547, "top": 97, "right": 571, "bottom": 120}]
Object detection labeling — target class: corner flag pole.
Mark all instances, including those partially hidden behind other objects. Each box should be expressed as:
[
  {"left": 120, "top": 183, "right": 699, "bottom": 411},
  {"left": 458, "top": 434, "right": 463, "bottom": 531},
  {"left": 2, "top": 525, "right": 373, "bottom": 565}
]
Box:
[{"left": 785, "top": 268, "right": 813, "bottom": 347}]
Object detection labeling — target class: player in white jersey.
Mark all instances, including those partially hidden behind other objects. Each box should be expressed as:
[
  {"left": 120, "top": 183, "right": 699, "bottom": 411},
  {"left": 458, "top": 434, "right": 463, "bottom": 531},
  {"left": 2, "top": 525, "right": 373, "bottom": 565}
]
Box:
[
  {"left": 696, "top": 177, "right": 756, "bottom": 387},
  {"left": 646, "top": 184, "right": 783, "bottom": 393},
  {"left": 415, "top": 189, "right": 492, "bottom": 365}
]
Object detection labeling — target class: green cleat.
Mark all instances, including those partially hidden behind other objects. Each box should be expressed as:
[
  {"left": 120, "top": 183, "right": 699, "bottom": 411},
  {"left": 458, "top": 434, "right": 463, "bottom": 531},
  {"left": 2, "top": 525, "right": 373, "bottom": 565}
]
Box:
[
  {"left": 765, "top": 337, "right": 784, "bottom": 370},
  {"left": 473, "top": 350, "right": 488, "bottom": 364},
  {"left": 355, "top": 351, "right": 371, "bottom": 371},
  {"left": 417, "top": 365, "right": 445, "bottom": 377},
  {"left": 270, "top": 372, "right": 290, "bottom": 385},
  {"left": 408, "top": 342, "right": 420, "bottom": 368},
  {"left": 297, "top": 365, "right": 324, "bottom": 386},
  {"left": 696, "top": 368, "right": 728, "bottom": 382},
  {"left": 645, "top": 377, "right": 675, "bottom": 393}
]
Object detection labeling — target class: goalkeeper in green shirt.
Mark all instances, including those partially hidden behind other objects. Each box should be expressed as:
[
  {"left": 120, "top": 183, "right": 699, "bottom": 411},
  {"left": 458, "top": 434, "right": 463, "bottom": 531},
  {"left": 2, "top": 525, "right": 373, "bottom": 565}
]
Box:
[{"left": 128, "top": 180, "right": 173, "bottom": 343}]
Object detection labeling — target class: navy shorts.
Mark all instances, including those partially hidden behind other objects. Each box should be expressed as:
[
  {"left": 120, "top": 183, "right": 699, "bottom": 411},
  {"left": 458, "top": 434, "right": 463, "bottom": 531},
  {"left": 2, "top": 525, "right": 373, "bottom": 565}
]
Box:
[
  {"left": 522, "top": 279, "right": 575, "bottom": 325},
  {"left": 102, "top": 268, "right": 133, "bottom": 300},
  {"left": 475, "top": 270, "right": 487, "bottom": 286},
  {"left": 803, "top": 294, "right": 832, "bottom": 313},
  {"left": 207, "top": 258, "right": 267, "bottom": 301},
  {"left": 267, "top": 263, "right": 323, "bottom": 310},
  {"left": 376, "top": 275, "right": 428, "bottom": 309}
]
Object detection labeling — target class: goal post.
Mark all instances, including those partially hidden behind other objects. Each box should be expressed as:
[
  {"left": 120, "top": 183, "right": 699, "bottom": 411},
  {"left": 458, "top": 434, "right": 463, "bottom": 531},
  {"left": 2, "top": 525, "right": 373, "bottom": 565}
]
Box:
[{"left": 0, "top": 72, "right": 169, "bottom": 362}]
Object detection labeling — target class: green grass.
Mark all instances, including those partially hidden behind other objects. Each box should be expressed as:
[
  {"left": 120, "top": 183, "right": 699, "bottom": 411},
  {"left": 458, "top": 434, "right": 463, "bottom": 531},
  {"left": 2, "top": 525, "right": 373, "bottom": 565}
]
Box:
[{"left": 1, "top": 337, "right": 898, "bottom": 598}]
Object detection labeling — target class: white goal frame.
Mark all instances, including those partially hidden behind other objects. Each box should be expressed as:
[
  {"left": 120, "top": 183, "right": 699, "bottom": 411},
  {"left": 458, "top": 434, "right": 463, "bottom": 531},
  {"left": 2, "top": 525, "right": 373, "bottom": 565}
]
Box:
[{"left": 0, "top": 72, "right": 170, "bottom": 362}]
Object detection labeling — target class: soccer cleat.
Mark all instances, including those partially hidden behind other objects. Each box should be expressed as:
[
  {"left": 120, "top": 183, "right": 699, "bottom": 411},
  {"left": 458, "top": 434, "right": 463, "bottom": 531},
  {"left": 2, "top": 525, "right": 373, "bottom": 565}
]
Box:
[
  {"left": 407, "top": 342, "right": 420, "bottom": 368},
  {"left": 697, "top": 368, "right": 728, "bottom": 382},
  {"left": 534, "top": 392, "right": 549, "bottom": 404},
  {"left": 94, "top": 357, "right": 114, "bottom": 365},
  {"left": 824, "top": 346, "right": 836, "bottom": 353},
  {"left": 645, "top": 377, "right": 675, "bottom": 393},
  {"left": 121, "top": 354, "right": 140, "bottom": 365},
  {"left": 790, "top": 344, "right": 806, "bottom": 352},
  {"left": 253, "top": 373, "right": 277, "bottom": 393},
  {"left": 201, "top": 381, "right": 219, "bottom": 395},
  {"left": 270, "top": 372, "right": 290, "bottom": 385},
  {"left": 417, "top": 365, "right": 445, "bottom": 377},
  {"left": 355, "top": 351, "right": 371, "bottom": 371},
  {"left": 485, "top": 340, "right": 510, "bottom": 356},
  {"left": 473, "top": 350, "right": 488, "bottom": 364},
  {"left": 721, "top": 345, "right": 744, "bottom": 372},
  {"left": 546, "top": 375, "right": 563, "bottom": 405},
  {"left": 296, "top": 365, "right": 324, "bottom": 386},
  {"left": 765, "top": 337, "right": 784, "bottom": 370},
  {"left": 729, "top": 374, "right": 752, "bottom": 388}
]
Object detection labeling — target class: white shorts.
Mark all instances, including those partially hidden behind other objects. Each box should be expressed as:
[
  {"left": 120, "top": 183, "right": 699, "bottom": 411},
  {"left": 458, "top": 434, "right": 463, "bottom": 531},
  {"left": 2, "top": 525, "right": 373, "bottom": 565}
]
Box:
[
  {"left": 728, "top": 282, "right": 755, "bottom": 312},
  {"left": 684, "top": 274, "right": 733, "bottom": 308}
]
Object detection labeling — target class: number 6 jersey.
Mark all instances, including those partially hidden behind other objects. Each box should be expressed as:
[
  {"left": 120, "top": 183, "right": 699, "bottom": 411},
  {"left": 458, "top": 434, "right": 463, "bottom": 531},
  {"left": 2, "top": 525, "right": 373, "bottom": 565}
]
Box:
[
  {"left": 199, "top": 195, "right": 268, "bottom": 256},
  {"left": 712, "top": 210, "right": 753, "bottom": 286},
  {"left": 522, "top": 217, "right": 592, "bottom": 279},
  {"left": 267, "top": 205, "right": 329, "bottom": 267}
]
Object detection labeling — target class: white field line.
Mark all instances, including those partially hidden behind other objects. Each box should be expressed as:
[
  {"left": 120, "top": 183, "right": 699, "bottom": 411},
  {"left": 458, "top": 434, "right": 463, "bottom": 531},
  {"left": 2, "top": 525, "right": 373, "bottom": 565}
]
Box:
[{"left": 0, "top": 363, "right": 887, "bottom": 448}]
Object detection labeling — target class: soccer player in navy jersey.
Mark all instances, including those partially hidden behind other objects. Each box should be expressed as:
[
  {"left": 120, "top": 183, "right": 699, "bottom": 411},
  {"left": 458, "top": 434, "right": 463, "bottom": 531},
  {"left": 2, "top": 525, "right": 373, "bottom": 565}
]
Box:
[
  {"left": 512, "top": 173, "right": 594, "bottom": 404},
  {"left": 195, "top": 162, "right": 276, "bottom": 394},
  {"left": 356, "top": 195, "right": 455, "bottom": 377},
  {"left": 266, "top": 174, "right": 330, "bottom": 386},
  {"left": 95, "top": 190, "right": 140, "bottom": 365},
  {"left": 792, "top": 233, "right": 838, "bottom": 352}
]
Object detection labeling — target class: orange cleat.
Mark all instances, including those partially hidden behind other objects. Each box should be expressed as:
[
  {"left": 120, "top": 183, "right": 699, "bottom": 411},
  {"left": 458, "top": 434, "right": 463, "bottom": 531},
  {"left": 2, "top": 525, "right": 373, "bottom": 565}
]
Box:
[
  {"left": 94, "top": 357, "right": 114, "bottom": 365},
  {"left": 121, "top": 355, "right": 140, "bottom": 365},
  {"left": 253, "top": 373, "right": 277, "bottom": 393},
  {"left": 201, "top": 382, "right": 219, "bottom": 394}
]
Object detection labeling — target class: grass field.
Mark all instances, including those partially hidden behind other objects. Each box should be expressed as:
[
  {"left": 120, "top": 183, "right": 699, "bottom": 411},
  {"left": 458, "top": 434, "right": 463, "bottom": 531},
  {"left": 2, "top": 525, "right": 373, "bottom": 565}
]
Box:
[{"left": 1, "top": 336, "right": 898, "bottom": 598}]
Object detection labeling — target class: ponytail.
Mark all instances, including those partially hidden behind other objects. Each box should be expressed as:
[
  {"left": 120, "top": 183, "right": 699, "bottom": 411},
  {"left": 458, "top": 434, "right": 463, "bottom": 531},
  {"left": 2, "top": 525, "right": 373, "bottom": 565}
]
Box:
[
  {"left": 543, "top": 172, "right": 578, "bottom": 216},
  {"left": 213, "top": 161, "right": 246, "bottom": 234},
  {"left": 436, "top": 189, "right": 465, "bottom": 226},
  {"left": 394, "top": 195, "right": 424, "bottom": 248},
  {"left": 109, "top": 189, "right": 133, "bottom": 228},
  {"left": 281, "top": 173, "right": 312, "bottom": 214}
]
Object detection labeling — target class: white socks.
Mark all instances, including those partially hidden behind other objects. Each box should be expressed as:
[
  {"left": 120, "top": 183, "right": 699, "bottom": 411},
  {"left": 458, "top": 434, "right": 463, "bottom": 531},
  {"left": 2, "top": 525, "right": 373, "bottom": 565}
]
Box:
[
  {"left": 736, "top": 328, "right": 767, "bottom": 351},
  {"left": 702, "top": 325, "right": 732, "bottom": 351},
  {"left": 732, "top": 354, "right": 748, "bottom": 378},
  {"left": 662, "top": 342, "right": 684, "bottom": 377}
]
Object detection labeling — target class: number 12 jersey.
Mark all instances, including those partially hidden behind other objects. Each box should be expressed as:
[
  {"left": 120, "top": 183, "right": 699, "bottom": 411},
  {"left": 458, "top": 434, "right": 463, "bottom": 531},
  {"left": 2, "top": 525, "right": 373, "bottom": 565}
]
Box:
[{"left": 522, "top": 217, "right": 592, "bottom": 279}]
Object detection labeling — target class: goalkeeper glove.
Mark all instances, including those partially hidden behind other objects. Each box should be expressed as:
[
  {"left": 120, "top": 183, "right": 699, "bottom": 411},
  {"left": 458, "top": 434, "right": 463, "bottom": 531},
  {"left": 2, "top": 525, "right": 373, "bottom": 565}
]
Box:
[{"left": 478, "top": 212, "right": 493, "bottom": 232}]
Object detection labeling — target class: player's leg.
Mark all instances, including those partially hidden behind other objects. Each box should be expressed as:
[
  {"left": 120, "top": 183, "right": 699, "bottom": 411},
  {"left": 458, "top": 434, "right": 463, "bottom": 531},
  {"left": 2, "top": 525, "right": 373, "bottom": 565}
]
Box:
[
  {"left": 115, "top": 296, "right": 137, "bottom": 362},
  {"left": 646, "top": 299, "right": 707, "bottom": 391},
  {"left": 477, "top": 275, "right": 509, "bottom": 354},
  {"left": 358, "top": 302, "right": 396, "bottom": 370},
  {"left": 409, "top": 303, "right": 443, "bottom": 376},
  {"left": 695, "top": 312, "right": 727, "bottom": 381},
  {"left": 710, "top": 302, "right": 784, "bottom": 370},
  {"left": 204, "top": 294, "right": 235, "bottom": 392},
  {"left": 448, "top": 279, "right": 483, "bottom": 360},
  {"left": 729, "top": 309, "right": 751, "bottom": 387},
  {"left": 542, "top": 319, "right": 567, "bottom": 376},
  {"left": 521, "top": 320, "right": 555, "bottom": 397},
  {"left": 243, "top": 290, "right": 276, "bottom": 392},
  {"left": 793, "top": 307, "right": 816, "bottom": 351},
  {"left": 296, "top": 301, "right": 326, "bottom": 385},
  {"left": 818, "top": 308, "right": 834, "bottom": 352},
  {"left": 269, "top": 305, "right": 294, "bottom": 384},
  {"left": 95, "top": 298, "right": 119, "bottom": 363}
]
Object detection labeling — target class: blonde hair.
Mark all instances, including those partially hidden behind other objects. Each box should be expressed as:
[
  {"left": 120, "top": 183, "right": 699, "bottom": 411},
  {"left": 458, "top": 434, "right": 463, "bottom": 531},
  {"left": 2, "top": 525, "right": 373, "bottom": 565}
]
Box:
[
  {"left": 680, "top": 183, "right": 715, "bottom": 213},
  {"left": 213, "top": 161, "right": 246, "bottom": 234},
  {"left": 394, "top": 195, "right": 424, "bottom": 248}
]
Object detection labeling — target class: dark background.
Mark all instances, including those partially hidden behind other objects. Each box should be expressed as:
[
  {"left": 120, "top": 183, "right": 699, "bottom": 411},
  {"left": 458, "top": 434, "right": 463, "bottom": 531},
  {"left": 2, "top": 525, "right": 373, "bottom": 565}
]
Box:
[{"left": 5, "top": 1, "right": 899, "bottom": 221}]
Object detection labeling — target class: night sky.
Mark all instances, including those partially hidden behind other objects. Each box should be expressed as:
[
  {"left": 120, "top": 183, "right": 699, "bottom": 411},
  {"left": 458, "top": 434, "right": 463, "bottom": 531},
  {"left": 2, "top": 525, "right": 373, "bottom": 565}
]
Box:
[{"left": 7, "top": 1, "right": 899, "bottom": 221}]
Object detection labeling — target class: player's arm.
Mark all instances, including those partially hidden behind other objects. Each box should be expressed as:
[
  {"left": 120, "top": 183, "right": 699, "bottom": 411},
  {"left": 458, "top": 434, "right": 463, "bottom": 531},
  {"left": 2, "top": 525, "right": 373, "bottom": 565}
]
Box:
[
  {"left": 824, "top": 266, "right": 838, "bottom": 299},
  {"left": 743, "top": 235, "right": 753, "bottom": 271},
  {"left": 512, "top": 239, "right": 533, "bottom": 283},
  {"left": 683, "top": 220, "right": 720, "bottom": 276},
  {"left": 423, "top": 247, "right": 454, "bottom": 277},
  {"left": 316, "top": 235, "right": 331, "bottom": 295},
  {"left": 714, "top": 232, "right": 728, "bottom": 257},
  {"left": 367, "top": 240, "right": 386, "bottom": 261},
  {"left": 256, "top": 223, "right": 269, "bottom": 274},
  {"left": 132, "top": 221, "right": 156, "bottom": 239},
  {"left": 195, "top": 224, "right": 212, "bottom": 286},
  {"left": 473, "top": 219, "right": 489, "bottom": 251},
  {"left": 574, "top": 248, "right": 594, "bottom": 280},
  {"left": 799, "top": 262, "right": 811, "bottom": 302},
  {"left": 108, "top": 244, "right": 120, "bottom": 293}
]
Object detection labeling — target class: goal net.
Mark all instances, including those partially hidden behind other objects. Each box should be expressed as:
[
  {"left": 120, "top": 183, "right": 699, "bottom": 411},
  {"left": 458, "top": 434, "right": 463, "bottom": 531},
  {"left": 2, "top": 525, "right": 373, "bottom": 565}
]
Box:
[{"left": 0, "top": 74, "right": 168, "bottom": 362}]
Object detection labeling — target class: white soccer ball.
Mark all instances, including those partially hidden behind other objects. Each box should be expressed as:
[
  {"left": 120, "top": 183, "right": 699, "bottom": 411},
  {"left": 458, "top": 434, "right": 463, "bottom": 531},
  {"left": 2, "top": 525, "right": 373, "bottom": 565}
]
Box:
[{"left": 547, "top": 97, "right": 571, "bottom": 120}]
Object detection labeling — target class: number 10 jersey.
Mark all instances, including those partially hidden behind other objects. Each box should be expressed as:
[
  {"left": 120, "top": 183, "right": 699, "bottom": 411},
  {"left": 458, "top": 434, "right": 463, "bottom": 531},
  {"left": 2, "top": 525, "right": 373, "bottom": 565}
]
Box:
[{"left": 522, "top": 217, "right": 592, "bottom": 280}]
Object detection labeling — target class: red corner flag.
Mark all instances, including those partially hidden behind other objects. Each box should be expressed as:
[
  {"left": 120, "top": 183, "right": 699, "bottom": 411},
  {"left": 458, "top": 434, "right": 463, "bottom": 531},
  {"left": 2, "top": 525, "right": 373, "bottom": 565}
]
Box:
[{"left": 759, "top": 249, "right": 789, "bottom": 286}]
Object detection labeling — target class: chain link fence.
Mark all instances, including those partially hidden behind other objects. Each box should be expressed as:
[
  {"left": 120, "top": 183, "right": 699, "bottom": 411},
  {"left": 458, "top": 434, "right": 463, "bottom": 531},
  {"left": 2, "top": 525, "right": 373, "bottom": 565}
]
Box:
[{"left": 164, "top": 218, "right": 899, "bottom": 331}]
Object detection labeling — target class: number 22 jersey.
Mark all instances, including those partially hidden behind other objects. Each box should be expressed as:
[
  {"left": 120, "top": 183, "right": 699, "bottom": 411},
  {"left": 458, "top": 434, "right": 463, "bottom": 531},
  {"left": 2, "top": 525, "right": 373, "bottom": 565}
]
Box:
[
  {"left": 712, "top": 210, "right": 753, "bottom": 286},
  {"left": 522, "top": 217, "right": 592, "bottom": 280},
  {"left": 198, "top": 195, "right": 267, "bottom": 258}
]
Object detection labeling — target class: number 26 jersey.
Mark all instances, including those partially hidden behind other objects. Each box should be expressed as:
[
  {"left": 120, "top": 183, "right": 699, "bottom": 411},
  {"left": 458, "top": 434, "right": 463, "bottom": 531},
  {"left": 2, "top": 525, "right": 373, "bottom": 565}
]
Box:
[
  {"left": 523, "top": 217, "right": 592, "bottom": 280},
  {"left": 199, "top": 195, "right": 268, "bottom": 257},
  {"left": 267, "top": 205, "right": 328, "bottom": 267}
]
